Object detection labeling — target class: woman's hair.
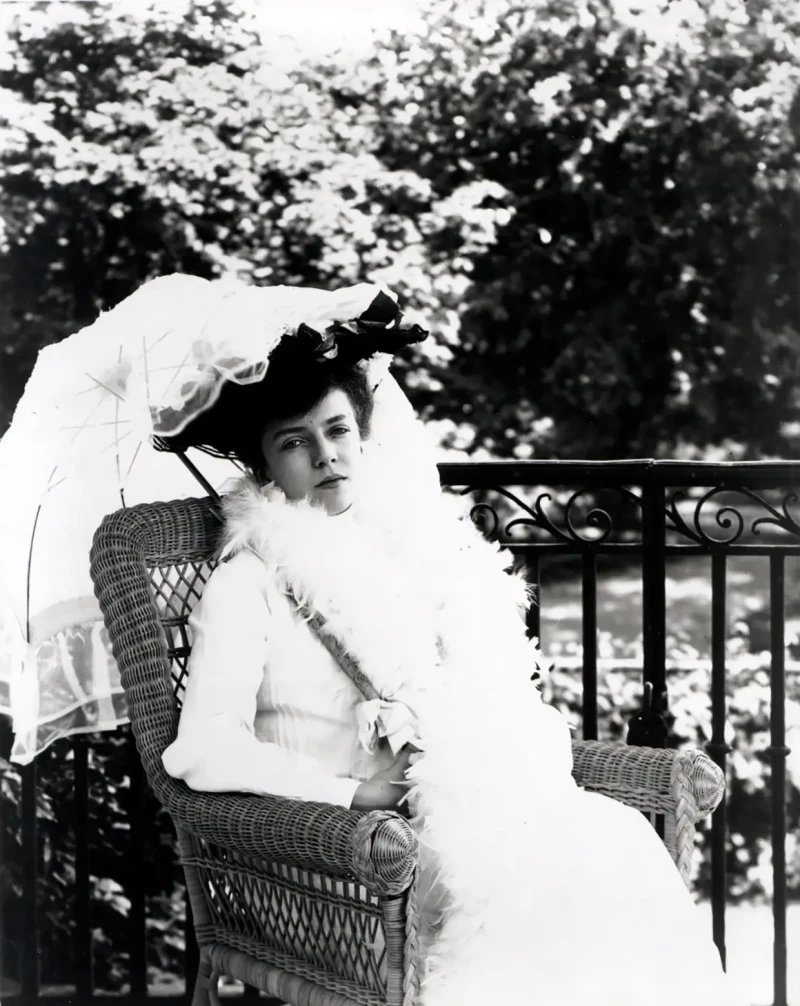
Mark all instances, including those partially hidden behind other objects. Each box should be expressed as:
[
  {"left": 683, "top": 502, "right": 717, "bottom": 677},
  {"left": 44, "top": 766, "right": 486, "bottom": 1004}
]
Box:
[{"left": 169, "top": 356, "right": 375, "bottom": 474}]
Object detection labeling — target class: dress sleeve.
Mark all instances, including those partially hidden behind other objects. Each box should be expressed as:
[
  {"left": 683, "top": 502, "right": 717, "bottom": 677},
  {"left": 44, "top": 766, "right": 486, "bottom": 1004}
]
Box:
[{"left": 161, "top": 551, "right": 361, "bottom": 808}]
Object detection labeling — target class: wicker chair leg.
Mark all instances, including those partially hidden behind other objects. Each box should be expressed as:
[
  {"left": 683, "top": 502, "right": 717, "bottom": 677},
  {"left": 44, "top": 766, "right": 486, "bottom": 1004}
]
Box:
[{"left": 191, "top": 954, "right": 221, "bottom": 1006}]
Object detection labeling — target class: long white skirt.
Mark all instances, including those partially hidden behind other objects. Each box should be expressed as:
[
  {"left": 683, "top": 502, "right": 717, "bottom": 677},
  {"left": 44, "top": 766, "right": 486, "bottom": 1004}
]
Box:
[{"left": 410, "top": 705, "right": 741, "bottom": 1006}]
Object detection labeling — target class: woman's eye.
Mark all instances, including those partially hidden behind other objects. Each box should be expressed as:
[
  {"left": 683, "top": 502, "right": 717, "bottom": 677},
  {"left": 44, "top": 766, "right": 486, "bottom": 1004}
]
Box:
[
  {"left": 281, "top": 438, "right": 303, "bottom": 451},
  {"left": 330, "top": 426, "right": 350, "bottom": 437}
]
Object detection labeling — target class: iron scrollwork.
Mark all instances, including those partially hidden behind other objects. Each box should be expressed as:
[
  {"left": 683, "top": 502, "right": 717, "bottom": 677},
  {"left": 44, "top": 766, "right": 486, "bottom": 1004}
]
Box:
[
  {"left": 461, "top": 481, "right": 800, "bottom": 547},
  {"left": 667, "top": 487, "right": 800, "bottom": 546},
  {"left": 460, "top": 485, "right": 643, "bottom": 544}
]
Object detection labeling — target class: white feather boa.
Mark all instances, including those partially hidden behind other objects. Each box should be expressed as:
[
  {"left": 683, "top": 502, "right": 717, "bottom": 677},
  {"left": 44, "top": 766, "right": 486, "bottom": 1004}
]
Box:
[
  {"left": 218, "top": 473, "right": 585, "bottom": 1003},
  {"left": 219, "top": 474, "right": 737, "bottom": 1006}
]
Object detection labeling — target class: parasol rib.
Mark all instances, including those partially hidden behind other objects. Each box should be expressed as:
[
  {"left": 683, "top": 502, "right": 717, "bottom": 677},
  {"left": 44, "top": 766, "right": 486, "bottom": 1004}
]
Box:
[{"left": 174, "top": 451, "right": 222, "bottom": 502}]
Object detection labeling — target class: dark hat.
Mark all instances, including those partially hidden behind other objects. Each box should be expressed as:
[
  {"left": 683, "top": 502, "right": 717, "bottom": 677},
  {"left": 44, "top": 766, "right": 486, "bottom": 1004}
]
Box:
[{"left": 156, "top": 287, "right": 427, "bottom": 462}]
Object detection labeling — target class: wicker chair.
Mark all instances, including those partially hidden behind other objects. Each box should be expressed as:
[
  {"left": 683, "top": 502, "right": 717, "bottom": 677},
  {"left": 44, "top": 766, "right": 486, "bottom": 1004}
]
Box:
[{"left": 90, "top": 496, "right": 725, "bottom": 1006}]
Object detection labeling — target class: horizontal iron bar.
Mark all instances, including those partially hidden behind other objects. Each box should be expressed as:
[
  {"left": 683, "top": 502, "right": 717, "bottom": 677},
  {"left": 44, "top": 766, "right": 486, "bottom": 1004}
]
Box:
[
  {"left": 502, "top": 542, "right": 800, "bottom": 555},
  {"left": 16, "top": 995, "right": 266, "bottom": 1005},
  {"left": 439, "top": 459, "right": 800, "bottom": 487},
  {"left": 16, "top": 989, "right": 284, "bottom": 1003},
  {"left": 544, "top": 655, "right": 800, "bottom": 672},
  {"left": 19, "top": 997, "right": 190, "bottom": 1005}
]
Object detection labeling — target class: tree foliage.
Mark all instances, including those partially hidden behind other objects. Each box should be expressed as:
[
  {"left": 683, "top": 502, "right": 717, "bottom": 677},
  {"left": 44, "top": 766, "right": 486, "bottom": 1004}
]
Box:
[
  {"left": 1, "top": 0, "right": 798, "bottom": 459},
  {"left": 327, "top": 0, "right": 800, "bottom": 457}
]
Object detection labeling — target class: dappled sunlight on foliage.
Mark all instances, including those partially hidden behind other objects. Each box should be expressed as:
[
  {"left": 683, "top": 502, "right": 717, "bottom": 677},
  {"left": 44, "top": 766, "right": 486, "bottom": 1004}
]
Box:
[{"left": 0, "top": 0, "right": 798, "bottom": 460}]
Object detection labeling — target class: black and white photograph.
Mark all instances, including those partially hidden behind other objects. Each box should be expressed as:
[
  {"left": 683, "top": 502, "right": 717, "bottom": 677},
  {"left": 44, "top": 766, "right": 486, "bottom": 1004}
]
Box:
[{"left": 0, "top": 0, "right": 798, "bottom": 1003}]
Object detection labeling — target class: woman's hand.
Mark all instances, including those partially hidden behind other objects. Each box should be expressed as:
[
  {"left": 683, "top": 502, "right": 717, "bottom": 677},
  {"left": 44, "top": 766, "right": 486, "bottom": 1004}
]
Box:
[{"left": 350, "top": 746, "right": 416, "bottom": 813}]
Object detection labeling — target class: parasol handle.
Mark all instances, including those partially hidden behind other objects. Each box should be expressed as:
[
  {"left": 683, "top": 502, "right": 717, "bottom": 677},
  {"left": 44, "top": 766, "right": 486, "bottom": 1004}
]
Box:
[{"left": 174, "top": 450, "right": 222, "bottom": 502}]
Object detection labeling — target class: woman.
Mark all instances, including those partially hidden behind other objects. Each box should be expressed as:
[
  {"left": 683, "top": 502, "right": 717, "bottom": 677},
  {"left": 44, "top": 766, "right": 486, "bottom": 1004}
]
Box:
[
  {"left": 163, "top": 359, "right": 422, "bottom": 810},
  {"left": 162, "top": 297, "right": 739, "bottom": 1006}
]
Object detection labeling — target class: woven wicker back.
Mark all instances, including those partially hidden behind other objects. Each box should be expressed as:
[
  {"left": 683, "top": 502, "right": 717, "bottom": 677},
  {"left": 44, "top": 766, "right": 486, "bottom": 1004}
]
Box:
[
  {"left": 147, "top": 549, "right": 218, "bottom": 711},
  {"left": 90, "top": 497, "right": 224, "bottom": 794}
]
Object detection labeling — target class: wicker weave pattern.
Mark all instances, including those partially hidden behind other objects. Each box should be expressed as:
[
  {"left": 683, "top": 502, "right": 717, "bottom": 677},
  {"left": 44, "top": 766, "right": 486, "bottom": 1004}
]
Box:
[
  {"left": 90, "top": 496, "right": 725, "bottom": 1005},
  {"left": 188, "top": 841, "right": 387, "bottom": 988},
  {"left": 571, "top": 737, "right": 724, "bottom": 888},
  {"left": 147, "top": 558, "right": 215, "bottom": 707},
  {"left": 202, "top": 946, "right": 369, "bottom": 1006}
]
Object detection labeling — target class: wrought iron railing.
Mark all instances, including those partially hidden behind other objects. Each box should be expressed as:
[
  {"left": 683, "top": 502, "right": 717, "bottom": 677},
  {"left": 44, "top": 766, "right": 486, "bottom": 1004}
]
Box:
[{"left": 1, "top": 460, "right": 797, "bottom": 1006}]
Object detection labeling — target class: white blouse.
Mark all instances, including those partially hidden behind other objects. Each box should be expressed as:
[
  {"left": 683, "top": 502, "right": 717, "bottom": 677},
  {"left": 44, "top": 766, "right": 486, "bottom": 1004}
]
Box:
[{"left": 161, "top": 550, "right": 399, "bottom": 807}]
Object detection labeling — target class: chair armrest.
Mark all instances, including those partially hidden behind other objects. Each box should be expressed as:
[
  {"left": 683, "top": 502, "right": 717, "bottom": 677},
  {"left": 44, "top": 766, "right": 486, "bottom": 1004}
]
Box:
[
  {"left": 158, "top": 775, "right": 418, "bottom": 897},
  {"left": 571, "top": 739, "right": 724, "bottom": 819}
]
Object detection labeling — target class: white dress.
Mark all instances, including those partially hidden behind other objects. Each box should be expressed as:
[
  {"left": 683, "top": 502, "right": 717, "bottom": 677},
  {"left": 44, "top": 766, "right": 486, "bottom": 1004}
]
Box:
[
  {"left": 163, "top": 477, "right": 741, "bottom": 1006},
  {"left": 162, "top": 549, "right": 397, "bottom": 806}
]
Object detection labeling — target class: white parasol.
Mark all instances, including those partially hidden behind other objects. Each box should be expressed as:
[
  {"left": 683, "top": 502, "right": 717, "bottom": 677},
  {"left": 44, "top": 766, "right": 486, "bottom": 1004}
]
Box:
[{"left": 0, "top": 274, "right": 431, "bottom": 763}]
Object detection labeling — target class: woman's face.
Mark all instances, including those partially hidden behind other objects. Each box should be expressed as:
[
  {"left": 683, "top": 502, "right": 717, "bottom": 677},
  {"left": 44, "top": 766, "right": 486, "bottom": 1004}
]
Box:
[{"left": 260, "top": 387, "right": 363, "bottom": 515}]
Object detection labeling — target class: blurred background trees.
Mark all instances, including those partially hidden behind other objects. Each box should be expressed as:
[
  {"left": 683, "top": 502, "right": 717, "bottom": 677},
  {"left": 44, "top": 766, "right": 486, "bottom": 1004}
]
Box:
[{"left": 1, "top": 0, "right": 798, "bottom": 459}]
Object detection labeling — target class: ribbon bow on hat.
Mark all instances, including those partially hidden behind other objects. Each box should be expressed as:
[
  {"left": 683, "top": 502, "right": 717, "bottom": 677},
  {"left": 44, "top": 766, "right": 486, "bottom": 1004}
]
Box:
[{"left": 294, "top": 288, "right": 427, "bottom": 369}]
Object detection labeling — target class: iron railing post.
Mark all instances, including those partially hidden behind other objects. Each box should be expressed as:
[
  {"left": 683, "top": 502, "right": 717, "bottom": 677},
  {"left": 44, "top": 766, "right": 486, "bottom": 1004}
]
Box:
[
  {"left": 769, "top": 556, "right": 788, "bottom": 1006},
  {"left": 74, "top": 735, "right": 92, "bottom": 1000},
  {"left": 21, "top": 760, "right": 38, "bottom": 1001},
  {"left": 129, "top": 733, "right": 148, "bottom": 1001},
  {"left": 581, "top": 552, "right": 598, "bottom": 740},
  {"left": 637, "top": 468, "right": 668, "bottom": 739},
  {"left": 707, "top": 552, "right": 731, "bottom": 968}
]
